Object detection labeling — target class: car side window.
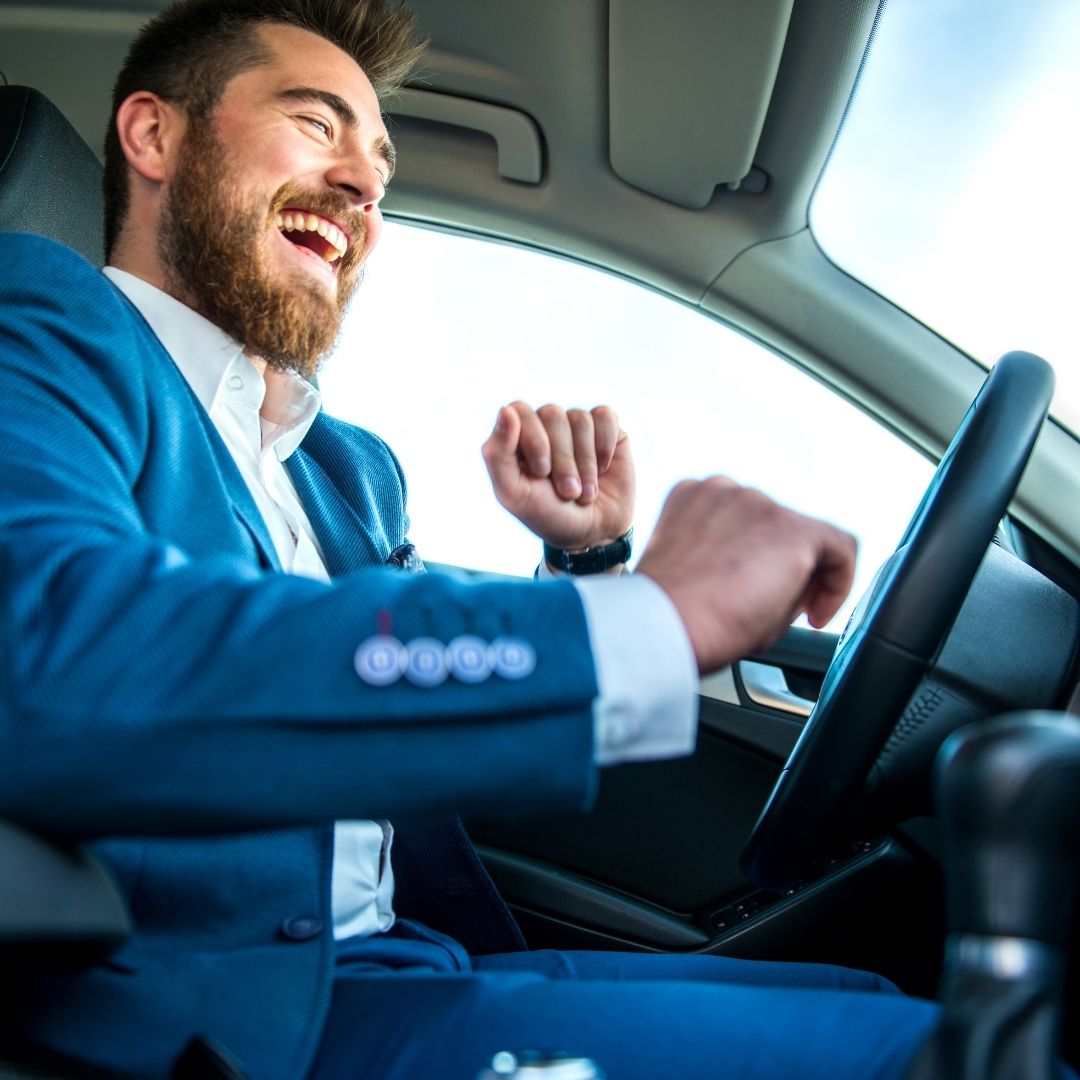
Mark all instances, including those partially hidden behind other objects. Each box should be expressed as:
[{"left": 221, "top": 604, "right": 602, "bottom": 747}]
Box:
[{"left": 321, "top": 221, "right": 935, "bottom": 629}]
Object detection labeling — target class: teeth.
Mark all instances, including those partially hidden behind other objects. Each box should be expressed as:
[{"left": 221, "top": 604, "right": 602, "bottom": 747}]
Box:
[{"left": 276, "top": 209, "right": 350, "bottom": 261}]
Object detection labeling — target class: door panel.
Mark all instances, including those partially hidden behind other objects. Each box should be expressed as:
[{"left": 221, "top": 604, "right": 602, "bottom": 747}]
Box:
[
  {"left": 470, "top": 726, "right": 783, "bottom": 914},
  {"left": 468, "top": 629, "right": 942, "bottom": 991},
  {"left": 466, "top": 626, "right": 883, "bottom": 943}
]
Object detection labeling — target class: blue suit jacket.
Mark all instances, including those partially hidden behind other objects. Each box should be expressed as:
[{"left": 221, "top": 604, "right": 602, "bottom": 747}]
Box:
[{"left": 0, "top": 234, "right": 600, "bottom": 1079}]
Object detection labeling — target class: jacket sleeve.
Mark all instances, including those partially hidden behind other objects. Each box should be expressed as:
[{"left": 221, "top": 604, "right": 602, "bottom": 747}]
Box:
[{"left": 0, "top": 235, "right": 599, "bottom": 838}]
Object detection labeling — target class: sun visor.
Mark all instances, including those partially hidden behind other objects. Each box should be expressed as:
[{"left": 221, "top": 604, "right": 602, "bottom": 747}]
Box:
[{"left": 609, "top": 0, "right": 794, "bottom": 208}]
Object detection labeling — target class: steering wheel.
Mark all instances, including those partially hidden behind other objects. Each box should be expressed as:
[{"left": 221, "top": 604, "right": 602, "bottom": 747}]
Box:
[{"left": 740, "top": 351, "right": 1055, "bottom": 891}]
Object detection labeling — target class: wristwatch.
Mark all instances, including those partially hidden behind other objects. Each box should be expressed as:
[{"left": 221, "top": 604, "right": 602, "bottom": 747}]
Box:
[{"left": 543, "top": 528, "right": 633, "bottom": 575}]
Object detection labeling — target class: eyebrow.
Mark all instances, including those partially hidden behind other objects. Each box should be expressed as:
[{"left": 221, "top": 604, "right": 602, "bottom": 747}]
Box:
[{"left": 277, "top": 87, "right": 397, "bottom": 180}]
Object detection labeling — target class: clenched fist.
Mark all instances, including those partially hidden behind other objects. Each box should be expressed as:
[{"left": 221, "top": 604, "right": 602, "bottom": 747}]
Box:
[
  {"left": 482, "top": 402, "right": 635, "bottom": 554},
  {"left": 637, "top": 478, "right": 856, "bottom": 673}
]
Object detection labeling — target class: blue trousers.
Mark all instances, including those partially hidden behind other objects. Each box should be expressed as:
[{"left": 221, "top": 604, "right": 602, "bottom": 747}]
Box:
[{"left": 308, "top": 920, "right": 940, "bottom": 1079}]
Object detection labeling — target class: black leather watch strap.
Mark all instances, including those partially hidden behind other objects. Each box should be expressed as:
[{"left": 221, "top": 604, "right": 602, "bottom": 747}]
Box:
[{"left": 543, "top": 528, "right": 633, "bottom": 575}]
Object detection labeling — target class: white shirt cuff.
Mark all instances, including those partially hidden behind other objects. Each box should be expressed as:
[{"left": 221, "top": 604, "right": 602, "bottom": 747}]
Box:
[{"left": 570, "top": 573, "right": 698, "bottom": 766}]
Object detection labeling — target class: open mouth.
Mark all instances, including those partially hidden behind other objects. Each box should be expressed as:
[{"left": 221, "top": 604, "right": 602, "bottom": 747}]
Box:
[{"left": 275, "top": 209, "right": 349, "bottom": 268}]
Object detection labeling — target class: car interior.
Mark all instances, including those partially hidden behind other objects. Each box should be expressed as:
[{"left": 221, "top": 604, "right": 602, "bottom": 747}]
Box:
[{"left": 2, "top": 0, "right": 1080, "bottom": 1077}]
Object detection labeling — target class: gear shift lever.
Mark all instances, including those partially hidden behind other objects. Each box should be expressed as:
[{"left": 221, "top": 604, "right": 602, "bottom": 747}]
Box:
[{"left": 904, "top": 711, "right": 1080, "bottom": 1080}]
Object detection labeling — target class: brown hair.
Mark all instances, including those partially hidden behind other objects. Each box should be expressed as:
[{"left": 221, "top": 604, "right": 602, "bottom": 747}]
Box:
[{"left": 103, "top": 0, "right": 426, "bottom": 255}]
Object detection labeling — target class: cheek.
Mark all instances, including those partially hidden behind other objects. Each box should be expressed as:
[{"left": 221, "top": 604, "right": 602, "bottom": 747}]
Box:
[
  {"left": 361, "top": 207, "right": 384, "bottom": 259},
  {"left": 217, "top": 132, "right": 298, "bottom": 196}
]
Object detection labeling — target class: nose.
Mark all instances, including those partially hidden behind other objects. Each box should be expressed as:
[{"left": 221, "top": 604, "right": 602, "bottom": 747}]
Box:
[{"left": 325, "top": 150, "right": 386, "bottom": 215}]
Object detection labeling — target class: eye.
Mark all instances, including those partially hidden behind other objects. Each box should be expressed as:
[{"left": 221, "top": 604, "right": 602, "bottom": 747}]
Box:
[{"left": 302, "top": 115, "right": 332, "bottom": 138}]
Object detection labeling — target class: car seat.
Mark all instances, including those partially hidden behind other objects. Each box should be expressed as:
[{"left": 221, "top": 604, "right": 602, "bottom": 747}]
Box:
[{"left": 0, "top": 85, "right": 105, "bottom": 267}]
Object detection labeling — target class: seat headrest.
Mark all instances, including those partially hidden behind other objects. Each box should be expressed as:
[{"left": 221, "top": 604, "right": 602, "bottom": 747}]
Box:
[{"left": 0, "top": 85, "right": 105, "bottom": 268}]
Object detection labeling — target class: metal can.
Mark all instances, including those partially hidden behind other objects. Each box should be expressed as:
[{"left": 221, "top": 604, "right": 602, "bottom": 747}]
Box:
[{"left": 477, "top": 1049, "right": 605, "bottom": 1079}]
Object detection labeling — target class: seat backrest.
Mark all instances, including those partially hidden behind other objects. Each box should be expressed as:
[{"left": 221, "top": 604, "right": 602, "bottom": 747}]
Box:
[
  {"left": 0, "top": 88, "right": 126, "bottom": 1077},
  {"left": 0, "top": 85, "right": 105, "bottom": 267}
]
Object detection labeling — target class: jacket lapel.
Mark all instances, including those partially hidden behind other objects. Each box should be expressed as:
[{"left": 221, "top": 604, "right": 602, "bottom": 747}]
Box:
[
  {"left": 116, "top": 282, "right": 283, "bottom": 573},
  {"left": 286, "top": 451, "right": 387, "bottom": 577},
  {"left": 192, "top": 392, "right": 283, "bottom": 573},
  {"left": 286, "top": 412, "right": 401, "bottom": 577}
]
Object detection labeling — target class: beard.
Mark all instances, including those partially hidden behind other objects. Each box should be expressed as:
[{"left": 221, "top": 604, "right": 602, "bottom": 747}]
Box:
[{"left": 158, "top": 125, "right": 367, "bottom": 379}]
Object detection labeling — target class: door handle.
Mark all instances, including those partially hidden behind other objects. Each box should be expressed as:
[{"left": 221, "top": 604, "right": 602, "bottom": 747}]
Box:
[{"left": 739, "top": 660, "right": 815, "bottom": 717}]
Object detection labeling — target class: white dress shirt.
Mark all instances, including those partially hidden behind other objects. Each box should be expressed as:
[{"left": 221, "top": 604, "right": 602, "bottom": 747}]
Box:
[{"left": 103, "top": 267, "right": 698, "bottom": 940}]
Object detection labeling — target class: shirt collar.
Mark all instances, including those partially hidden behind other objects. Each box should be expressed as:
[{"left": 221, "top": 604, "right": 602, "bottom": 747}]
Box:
[{"left": 102, "top": 267, "right": 321, "bottom": 458}]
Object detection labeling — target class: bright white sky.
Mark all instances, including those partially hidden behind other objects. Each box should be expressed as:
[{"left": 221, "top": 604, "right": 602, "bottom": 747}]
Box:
[
  {"left": 813, "top": 0, "right": 1080, "bottom": 432},
  {"left": 321, "top": 0, "right": 1076, "bottom": 630},
  {"left": 322, "top": 224, "right": 932, "bottom": 630}
]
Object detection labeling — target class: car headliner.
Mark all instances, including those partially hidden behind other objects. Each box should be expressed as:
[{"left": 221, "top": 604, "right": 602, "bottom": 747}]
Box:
[{"left": 2, "top": 0, "right": 1078, "bottom": 561}]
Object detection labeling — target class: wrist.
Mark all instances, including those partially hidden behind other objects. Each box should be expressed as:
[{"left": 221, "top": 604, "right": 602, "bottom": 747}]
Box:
[{"left": 543, "top": 528, "right": 633, "bottom": 575}]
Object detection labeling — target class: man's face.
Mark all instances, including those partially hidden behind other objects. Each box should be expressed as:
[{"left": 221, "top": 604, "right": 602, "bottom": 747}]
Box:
[{"left": 158, "top": 23, "right": 395, "bottom": 378}]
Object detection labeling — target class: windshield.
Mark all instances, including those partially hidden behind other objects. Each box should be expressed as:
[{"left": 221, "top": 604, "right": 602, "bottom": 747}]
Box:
[{"left": 812, "top": 0, "right": 1080, "bottom": 434}]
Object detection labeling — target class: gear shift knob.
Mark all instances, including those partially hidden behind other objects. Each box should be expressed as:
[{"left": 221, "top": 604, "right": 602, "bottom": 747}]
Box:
[
  {"left": 904, "top": 711, "right": 1080, "bottom": 1080},
  {"left": 939, "top": 712, "right": 1080, "bottom": 947}
]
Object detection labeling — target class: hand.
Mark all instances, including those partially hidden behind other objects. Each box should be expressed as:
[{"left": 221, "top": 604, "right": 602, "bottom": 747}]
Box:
[
  {"left": 636, "top": 478, "right": 857, "bottom": 674},
  {"left": 482, "top": 402, "right": 635, "bottom": 552}
]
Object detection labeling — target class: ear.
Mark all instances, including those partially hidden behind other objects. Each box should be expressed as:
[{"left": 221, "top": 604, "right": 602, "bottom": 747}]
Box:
[{"left": 114, "top": 91, "right": 185, "bottom": 184}]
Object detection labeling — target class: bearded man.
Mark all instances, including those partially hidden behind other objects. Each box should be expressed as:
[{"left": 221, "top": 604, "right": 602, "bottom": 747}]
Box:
[{"left": 0, "top": 1, "right": 941, "bottom": 1077}]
